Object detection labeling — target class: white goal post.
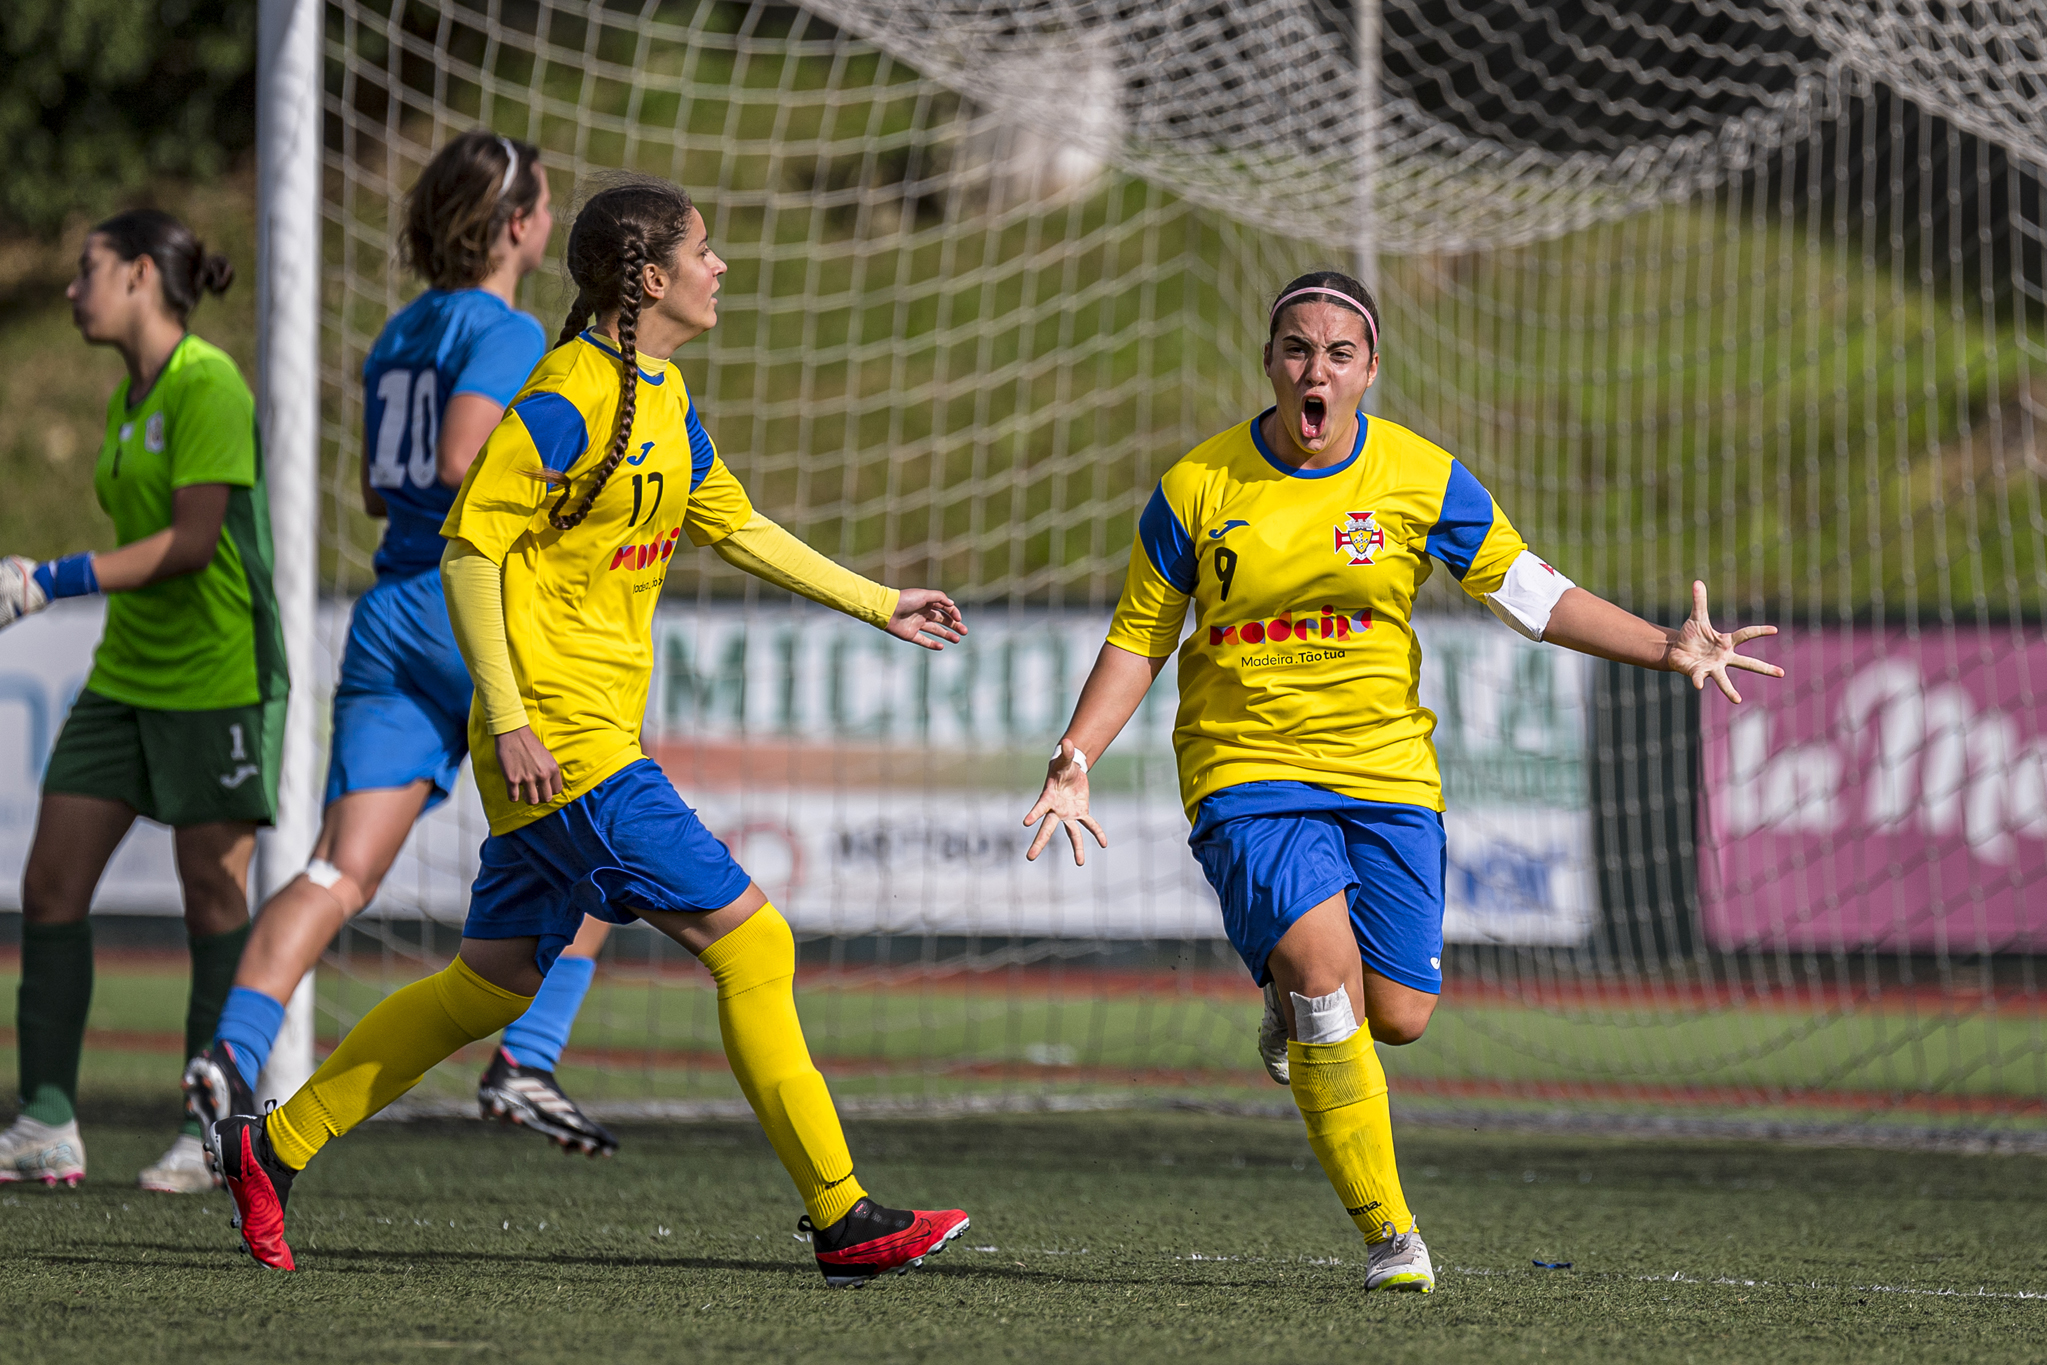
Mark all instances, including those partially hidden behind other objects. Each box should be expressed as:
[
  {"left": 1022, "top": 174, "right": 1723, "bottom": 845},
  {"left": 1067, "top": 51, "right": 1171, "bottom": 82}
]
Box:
[{"left": 254, "top": 0, "right": 324, "bottom": 1104}]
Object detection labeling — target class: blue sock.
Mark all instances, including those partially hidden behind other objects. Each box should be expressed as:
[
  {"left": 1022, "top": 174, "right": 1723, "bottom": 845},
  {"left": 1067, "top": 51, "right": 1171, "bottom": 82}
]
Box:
[
  {"left": 213, "top": 987, "right": 287, "bottom": 1089},
  {"left": 500, "top": 955, "right": 596, "bottom": 1072}
]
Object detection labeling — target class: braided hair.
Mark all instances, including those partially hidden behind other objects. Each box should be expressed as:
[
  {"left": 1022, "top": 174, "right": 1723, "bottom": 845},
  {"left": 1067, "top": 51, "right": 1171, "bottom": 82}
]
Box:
[{"left": 548, "top": 178, "right": 694, "bottom": 531}]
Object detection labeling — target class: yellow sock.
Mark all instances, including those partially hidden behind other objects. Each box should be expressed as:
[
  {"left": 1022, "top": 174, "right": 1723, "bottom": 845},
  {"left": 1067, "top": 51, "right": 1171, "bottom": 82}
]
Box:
[
  {"left": 1288, "top": 1030, "right": 1414, "bottom": 1244},
  {"left": 700, "top": 904, "right": 866, "bottom": 1227},
  {"left": 268, "top": 956, "right": 532, "bottom": 1170}
]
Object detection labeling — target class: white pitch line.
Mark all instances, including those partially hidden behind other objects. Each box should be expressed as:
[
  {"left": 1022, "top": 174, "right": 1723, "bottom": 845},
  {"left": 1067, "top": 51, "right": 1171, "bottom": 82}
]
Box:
[
  {"left": 1632, "top": 1272, "right": 2047, "bottom": 1301},
  {"left": 978, "top": 1251, "right": 2047, "bottom": 1301},
  {"left": 1459, "top": 1265, "right": 2046, "bottom": 1302}
]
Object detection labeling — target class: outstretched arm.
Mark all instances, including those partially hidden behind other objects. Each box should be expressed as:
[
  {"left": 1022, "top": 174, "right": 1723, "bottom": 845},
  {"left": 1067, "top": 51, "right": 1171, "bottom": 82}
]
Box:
[
  {"left": 1544, "top": 580, "right": 1782, "bottom": 703},
  {"left": 1023, "top": 642, "right": 1170, "bottom": 865},
  {"left": 711, "top": 510, "right": 964, "bottom": 649},
  {"left": 0, "top": 483, "right": 233, "bottom": 628}
]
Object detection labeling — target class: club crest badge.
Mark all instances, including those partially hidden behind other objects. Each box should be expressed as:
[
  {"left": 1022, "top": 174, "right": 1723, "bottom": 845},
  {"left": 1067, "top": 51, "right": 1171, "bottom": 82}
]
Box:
[
  {"left": 1333, "top": 510, "right": 1383, "bottom": 566},
  {"left": 144, "top": 413, "right": 166, "bottom": 453}
]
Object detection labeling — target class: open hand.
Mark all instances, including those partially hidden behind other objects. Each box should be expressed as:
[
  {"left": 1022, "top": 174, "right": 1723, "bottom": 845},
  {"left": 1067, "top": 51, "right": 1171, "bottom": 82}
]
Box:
[
  {"left": 496, "top": 725, "right": 564, "bottom": 805},
  {"left": 1667, "top": 581, "right": 1783, "bottom": 703},
  {"left": 887, "top": 589, "right": 966, "bottom": 651},
  {"left": 1024, "top": 739, "right": 1108, "bottom": 865}
]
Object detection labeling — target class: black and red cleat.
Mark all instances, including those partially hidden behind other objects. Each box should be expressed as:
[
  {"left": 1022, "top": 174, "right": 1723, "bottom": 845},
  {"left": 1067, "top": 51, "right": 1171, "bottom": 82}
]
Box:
[
  {"left": 213, "top": 1114, "right": 297, "bottom": 1271},
  {"left": 801, "top": 1196, "right": 970, "bottom": 1289},
  {"left": 477, "top": 1047, "right": 619, "bottom": 1157}
]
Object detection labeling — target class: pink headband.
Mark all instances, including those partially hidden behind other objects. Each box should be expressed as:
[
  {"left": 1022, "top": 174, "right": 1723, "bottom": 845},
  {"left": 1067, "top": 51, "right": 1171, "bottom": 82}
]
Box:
[{"left": 1269, "top": 286, "right": 1378, "bottom": 353}]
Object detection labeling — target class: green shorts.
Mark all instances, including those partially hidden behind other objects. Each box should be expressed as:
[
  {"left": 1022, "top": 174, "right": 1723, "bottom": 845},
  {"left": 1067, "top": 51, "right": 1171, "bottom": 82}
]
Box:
[{"left": 42, "top": 689, "right": 285, "bottom": 828}]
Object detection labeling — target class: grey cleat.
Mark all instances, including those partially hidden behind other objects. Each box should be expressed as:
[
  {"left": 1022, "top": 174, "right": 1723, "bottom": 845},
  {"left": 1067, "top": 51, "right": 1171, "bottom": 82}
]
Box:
[
  {"left": 1364, "top": 1222, "right": 1435, "bottom": 1293},
  {"left": 138, "top": 1133, "right": 216, "bottom": 1193}
]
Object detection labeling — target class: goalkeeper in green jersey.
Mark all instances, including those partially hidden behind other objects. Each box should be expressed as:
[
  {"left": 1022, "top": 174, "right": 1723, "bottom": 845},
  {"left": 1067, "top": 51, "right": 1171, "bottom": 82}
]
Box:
[{"left": 0, "top": 210, "right": 286, "bottom": 1194}]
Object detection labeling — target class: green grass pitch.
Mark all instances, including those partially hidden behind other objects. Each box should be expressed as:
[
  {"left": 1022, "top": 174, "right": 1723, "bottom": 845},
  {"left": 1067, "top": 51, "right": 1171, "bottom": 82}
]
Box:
[{"left": 2, "top": 1106, "right": 2042, "bottom": 1365}]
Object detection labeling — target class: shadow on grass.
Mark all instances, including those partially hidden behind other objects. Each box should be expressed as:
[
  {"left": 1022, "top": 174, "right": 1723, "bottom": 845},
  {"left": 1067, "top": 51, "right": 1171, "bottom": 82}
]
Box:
[
  {"left": 31, "top": 1245, "right": 806, "bottom": 1277},
  {"left": 23, "top": 1241, "right": 1187, "bottom": 1290}
]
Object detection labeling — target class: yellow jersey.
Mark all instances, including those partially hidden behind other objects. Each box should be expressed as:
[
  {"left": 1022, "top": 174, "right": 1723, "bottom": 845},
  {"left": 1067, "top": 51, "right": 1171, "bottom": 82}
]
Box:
[
  {"left": 442, "top": 330, "right": 753, "bottom": 834},
  {"left": 1107, "top": 410, "right": 1531, "bottom": 818}
]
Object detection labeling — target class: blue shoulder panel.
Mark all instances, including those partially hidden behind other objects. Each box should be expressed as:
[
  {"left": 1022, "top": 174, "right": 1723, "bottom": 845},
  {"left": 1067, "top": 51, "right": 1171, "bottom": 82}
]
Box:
[
  {"left": 1424, "top": 460, "right": 1495, "bottom": 581},
  {"left": 451, "top": 310, "right": 547, "bottom": 406},
  {"left": 1138, "top": 484, "right": 1197, "bottom": 595},
  {"left": 512, "top": 391, "right": 589, "bottom": 474},
  {"left": 684, "top": 399, "right": 717, "bottom": 492}
]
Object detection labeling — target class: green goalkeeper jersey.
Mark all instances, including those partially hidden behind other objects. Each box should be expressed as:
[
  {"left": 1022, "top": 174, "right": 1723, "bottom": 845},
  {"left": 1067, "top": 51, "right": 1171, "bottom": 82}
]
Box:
[{"left": 86, "top": 333, "right": 288, "bottom": 712}]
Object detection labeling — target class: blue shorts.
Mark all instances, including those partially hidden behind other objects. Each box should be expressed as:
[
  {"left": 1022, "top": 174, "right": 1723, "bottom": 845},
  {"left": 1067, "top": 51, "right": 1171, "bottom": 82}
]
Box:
[
  {"left": 1190, "top": 781, "right": 1446, "bottom": 995},
  {"left": 325, "top": 570, "right": 473, "bottom": 810},
  {"left": 464, "top": 760, "right": 753, "bottom": 974}
]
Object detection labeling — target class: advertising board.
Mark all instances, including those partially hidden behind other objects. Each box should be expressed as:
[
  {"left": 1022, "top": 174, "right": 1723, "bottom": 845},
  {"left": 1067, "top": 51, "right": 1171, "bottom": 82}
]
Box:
[
  {"left": 0, "top": 601, "right": 1596, "bottom": 948},
  {"left": 1699, "top": 630, "right": 2047, "bottom": 952}
]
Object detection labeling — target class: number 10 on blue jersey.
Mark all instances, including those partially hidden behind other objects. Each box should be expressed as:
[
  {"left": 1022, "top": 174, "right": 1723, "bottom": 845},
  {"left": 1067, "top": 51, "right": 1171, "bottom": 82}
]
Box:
[{"left": 369, "top": 367, "right": 440, "bottom": 490}]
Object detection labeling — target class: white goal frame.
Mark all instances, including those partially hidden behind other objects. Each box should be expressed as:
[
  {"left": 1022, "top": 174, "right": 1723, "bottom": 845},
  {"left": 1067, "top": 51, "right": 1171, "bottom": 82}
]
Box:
[{"left": 254, "top": 0, "right": 324, "bottom": 1104}]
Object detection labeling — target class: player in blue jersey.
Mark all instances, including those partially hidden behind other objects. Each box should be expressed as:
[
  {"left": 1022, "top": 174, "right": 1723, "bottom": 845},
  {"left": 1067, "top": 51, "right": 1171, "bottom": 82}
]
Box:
[
  {"left": 1024, "top": 270, "right": 1784, "bottom": 1293},
  {"left": 183, "top": 132, "right": 619, "bottom": 1161}
]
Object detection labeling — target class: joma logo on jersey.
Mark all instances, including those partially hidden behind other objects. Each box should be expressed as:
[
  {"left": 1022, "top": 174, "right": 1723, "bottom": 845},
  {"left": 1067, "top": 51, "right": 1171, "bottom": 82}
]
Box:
[
  {"left": 1334, "top": 510, "right": 1383, "bottom": 566},
  {"left": 610, "top": 525, "right": 683, "bottom": 571},
  {"left": 1208, "top": 604, "right": 1372, "bottom": 647}
]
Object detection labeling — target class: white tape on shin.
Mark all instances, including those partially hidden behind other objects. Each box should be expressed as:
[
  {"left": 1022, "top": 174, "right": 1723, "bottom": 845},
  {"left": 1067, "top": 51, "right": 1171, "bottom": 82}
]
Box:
[
  {"left": 303, "top": 858, "right": 366, "bottom": 915},
  {"left": 1290, "top": 987, "right": 1361, "bottom": 1045}
]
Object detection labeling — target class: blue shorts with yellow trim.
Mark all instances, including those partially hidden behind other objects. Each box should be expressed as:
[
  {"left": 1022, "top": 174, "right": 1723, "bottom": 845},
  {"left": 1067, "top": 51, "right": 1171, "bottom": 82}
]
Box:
[
  {"left": 464, "top": 759, "right": 752, "bottom": 975},
  {"left": 1189, "top": 781, "right": 1445, "bottom": 995},
  {"left": 324, "top": 570, "right": 472, "bottom": 809}
]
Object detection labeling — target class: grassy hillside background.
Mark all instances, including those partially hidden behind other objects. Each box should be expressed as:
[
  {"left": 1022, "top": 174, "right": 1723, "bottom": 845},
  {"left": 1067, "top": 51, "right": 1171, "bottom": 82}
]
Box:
[
  {"left": 8, "top": 168, "right": 2038, "bottom": 623},
  {"left": 0, "top": 173, "right": 258, "bottom": 561},
  {"left": 0, "top": 0, "right": 2038, "bottom": 624}
]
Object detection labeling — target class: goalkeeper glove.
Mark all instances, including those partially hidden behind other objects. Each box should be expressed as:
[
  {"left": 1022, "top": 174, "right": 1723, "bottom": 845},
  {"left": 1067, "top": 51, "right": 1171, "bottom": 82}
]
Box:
[
  {"left": 0, "top": 551, "right": 99, "bottom": 630},
  {"left": 0, "top": 556, "right": 49, "bottom": 629}
]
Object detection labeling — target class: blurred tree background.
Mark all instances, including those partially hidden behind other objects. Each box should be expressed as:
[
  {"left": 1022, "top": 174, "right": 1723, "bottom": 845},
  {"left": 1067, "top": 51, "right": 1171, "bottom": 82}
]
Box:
[
  {"left": 0, "top": 1, "right": 258, "bottom": 558},
  {"left": 0, "top": 0, "right": 256, "bottom": 235}
]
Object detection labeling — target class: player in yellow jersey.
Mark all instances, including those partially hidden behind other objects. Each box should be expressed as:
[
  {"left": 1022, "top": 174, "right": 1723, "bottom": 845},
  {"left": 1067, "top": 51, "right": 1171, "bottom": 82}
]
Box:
[
  {"left": 1023, "top": 269, "right": 1783, "bottom": 1293},
  {"left": 214, "top": 177, "right": 973, "bottom": 1283}
]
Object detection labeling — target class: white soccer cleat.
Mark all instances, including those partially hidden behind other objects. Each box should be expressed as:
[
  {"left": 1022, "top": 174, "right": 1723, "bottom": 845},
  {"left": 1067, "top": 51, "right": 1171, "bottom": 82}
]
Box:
[
  {"left": 137, "top": 1133, "right": 217, "bottom": 1193},
  {"left": 0, "top": 555, "right": 49, "bottom": 630},
  {"left": 0, "top": 1115, "right": 86, "bottom": 1188},
  {"left": 1258, "top": 981, "right": 1290, "bottom": 1085},
  {"left": 1364, "top": 1222, "right": 1435, "bottom": 1293}
]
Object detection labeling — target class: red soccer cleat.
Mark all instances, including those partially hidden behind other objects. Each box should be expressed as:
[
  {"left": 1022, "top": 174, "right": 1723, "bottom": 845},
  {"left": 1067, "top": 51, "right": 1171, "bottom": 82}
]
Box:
[
  {"left": 801, "top": 1196, "right": 970, "bottom": 1288},
  {"left": 213, "top": 1115, "right": 297, "bottom": 1271}
]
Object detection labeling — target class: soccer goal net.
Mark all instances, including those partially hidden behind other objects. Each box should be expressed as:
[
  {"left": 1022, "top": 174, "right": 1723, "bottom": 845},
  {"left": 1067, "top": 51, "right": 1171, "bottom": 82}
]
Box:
[{"left": 309, "top": 0, "right": 2046, "bottom": 1134}]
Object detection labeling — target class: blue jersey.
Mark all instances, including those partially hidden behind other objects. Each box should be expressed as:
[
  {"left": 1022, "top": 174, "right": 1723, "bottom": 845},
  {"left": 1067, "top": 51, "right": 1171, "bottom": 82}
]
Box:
[{"left": 361, "top": 289, "right": 547, "bottom": 578}]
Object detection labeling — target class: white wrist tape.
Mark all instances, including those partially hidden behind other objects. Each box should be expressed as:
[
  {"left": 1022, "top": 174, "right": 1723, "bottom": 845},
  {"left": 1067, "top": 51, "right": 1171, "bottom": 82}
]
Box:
[
  {"left": 1052, "top": 744, "right": 1088, "bottom": 773},
  {"left": 1290, "top": 987, "right": 1361, "bottom": 1045},
  {"left": 1484, "top": 549, "right": 1574, "bottom": 642}
]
